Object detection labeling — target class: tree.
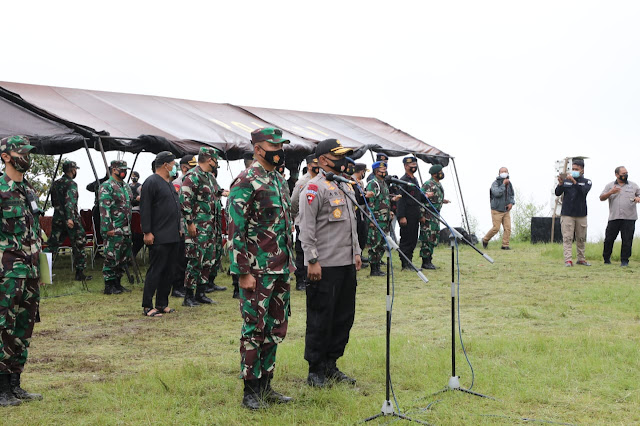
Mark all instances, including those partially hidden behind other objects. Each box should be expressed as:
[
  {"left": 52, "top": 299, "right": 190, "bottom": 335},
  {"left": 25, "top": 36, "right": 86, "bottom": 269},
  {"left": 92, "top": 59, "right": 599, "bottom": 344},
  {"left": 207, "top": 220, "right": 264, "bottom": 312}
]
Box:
[
  {"left": 25, "top": 154, "right": 67, "bottom": 202},
  {"left": 510, "top": 188, "right": 546, "bottom": 242}
]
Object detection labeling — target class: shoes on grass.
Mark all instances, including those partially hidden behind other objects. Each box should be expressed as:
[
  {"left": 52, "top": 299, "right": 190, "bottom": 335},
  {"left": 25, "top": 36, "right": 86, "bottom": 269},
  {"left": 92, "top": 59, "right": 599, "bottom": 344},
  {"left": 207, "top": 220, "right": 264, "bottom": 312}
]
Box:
[
  {"left": 565, "top": 261, "right": 573, "bottom": 267},
  {"left": 576, "top": 260, "right": 591, "bottom": 266}
]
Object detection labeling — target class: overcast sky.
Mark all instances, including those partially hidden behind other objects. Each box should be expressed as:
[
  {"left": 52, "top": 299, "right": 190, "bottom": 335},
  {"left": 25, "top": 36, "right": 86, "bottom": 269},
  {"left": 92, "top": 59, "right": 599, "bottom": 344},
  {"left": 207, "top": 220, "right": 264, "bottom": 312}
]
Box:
[{"left": 3, "top": 1, "right": 640, "bottom": 243}]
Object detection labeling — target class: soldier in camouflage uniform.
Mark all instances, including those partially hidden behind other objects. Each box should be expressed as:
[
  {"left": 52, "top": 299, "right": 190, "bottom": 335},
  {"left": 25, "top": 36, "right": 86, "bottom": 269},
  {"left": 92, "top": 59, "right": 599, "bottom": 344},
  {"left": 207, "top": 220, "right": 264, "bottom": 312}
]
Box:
[
  {"left": 0, "top": 136, "right": 43, "bottom": 406},
  {"left": 365, "top": 161, "right": 391, "bottom": 276},
  {"left": 47, "top": 160, "right": 92, "bottom": 282},
  {"left": 419, "top": 164, "right": 450, "bottom": 270},
  {"left": 179, "top": 147, "right": 219, "bottom": 307},
  {"left": 99, "top": 160, "right": 133, "bottom": 295},
  {"left": 228, "top": 127, "right": 294, "bottom": 410},
  {"left": 206, "top": 160, "right": 229, "bottom": 293}
]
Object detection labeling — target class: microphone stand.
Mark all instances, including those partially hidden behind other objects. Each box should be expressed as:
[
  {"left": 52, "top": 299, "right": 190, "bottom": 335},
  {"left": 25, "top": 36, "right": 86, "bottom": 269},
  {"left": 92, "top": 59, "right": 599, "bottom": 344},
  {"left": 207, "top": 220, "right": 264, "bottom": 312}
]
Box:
[
  {"left": 391, "top": 184, "right": 495, "bottom": 400},
  {"left": 330, "top": 180, "right": 428, "bottom": 424}
]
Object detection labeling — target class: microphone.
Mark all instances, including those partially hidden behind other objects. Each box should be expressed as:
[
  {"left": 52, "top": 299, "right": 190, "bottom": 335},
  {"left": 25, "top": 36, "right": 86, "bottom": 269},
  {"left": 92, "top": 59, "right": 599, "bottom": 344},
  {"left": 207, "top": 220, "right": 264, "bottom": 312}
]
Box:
[
  {"left": 326, "top": 172, "right": 356, "bottom": 185},
  {"left": 384, "top": 175, "right": 415, "bottom": 187}
]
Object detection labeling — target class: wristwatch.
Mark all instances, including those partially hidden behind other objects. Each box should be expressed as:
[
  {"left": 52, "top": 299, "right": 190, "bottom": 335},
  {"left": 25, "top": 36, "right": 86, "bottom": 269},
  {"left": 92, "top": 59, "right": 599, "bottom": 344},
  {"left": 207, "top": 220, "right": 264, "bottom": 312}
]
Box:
[{"left": 308, "top": 257, "right": 318, "bottom": 264}]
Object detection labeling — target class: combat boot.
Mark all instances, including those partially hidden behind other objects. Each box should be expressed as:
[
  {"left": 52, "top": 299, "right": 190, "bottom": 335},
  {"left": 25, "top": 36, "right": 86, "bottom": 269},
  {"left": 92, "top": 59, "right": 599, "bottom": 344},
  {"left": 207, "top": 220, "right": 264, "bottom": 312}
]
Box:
[
  {"left": 307, "top": 363, "right": 327, "bottom": 388},
  {"left": 182, "top": 289, "right": 200, "bottom": 307},
  {"left": 260, "top": 374, "right": 292, "bottom": 404},
  {"left": 421, "top": 255, "right": 437, "bottom": 270},
  {"left": 104, "top": 279, "right": 122, "bottom": 295},
  {"left": 295, "top": 277, "right": 306, "bottom": 291},
  {"left": 10, "top": 373, "right": 42, "bottom": 401},
  {"left": 205, "top": 281, "right": 227, "bottom": 293},
  {"left": 115, "top": 276, "right": 131, "bottom": 293},
  {"left": 242, "top": 379, "right": 267, "bottom": 410},
  {"left": 0, "top": 374, "right": 21, "bottom": 406},
  {"left": 325, "top": 360, "right": 356, "bottom": 385},
  {"left": 172, "top": 286, "right": 186, "bottom": 298},
  {"left": 75, "top": 269, "right": 92, "bottom": 282},
  {"left": 369, "top": 264, "right": 385, "bottom": 277}
]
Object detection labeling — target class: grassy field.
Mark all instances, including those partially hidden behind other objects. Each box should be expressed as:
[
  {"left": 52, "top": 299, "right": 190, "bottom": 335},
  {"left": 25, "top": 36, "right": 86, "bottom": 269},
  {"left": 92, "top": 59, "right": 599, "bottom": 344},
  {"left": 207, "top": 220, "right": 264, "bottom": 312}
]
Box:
[{"left": 3, "top": 240, "right": 639, "bottom": 425}]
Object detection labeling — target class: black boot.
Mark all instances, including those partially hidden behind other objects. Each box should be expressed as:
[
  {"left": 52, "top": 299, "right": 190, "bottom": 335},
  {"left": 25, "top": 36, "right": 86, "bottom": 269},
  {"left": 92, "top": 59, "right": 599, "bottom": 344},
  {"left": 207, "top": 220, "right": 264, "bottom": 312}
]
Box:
[
  {"left": 307, "top": 364, "right": 327, "bottom": 388},
  {"left": 325, "top": 360, "right": 356, "bottom": 385},
  {"left": 260, "top": 375, "right": 292, "bottom": 404},
  {"left": 206, "top": 280, "right": 227, "bottom": 293},
  {"left": 172, "top": 286, "right": 186, "bottom": 298},
  {"left": 232, "top": 276, "right": 240, "bottom": 299},
  {"left": 421, "top": 255, "right": 437, "bottom": 270},
  {"left": 10, "top": 373, "right": 42, "bottom": 401},
  {"left": 195, "top": 285, "right": 216, "bottom": 304},
  {"left": 242, "top": 379, "right": 266, "bottom": 410},
  {"left": 104, "top": 279, "right": 122, "bottom": 295},
  {"left": 295, "top": 278, "right": 306, "bottom": 291},
  {"left": 182, "top": 289, "right": 200, "bottom": 307},
  {"left": 75, "top": 269, "right": 92, "bottom": 282},
  {"left": 115, "top": 276, "right": 131, "bottom": 293},
  {"left": 0, "top": 374, "right": 21, "bottom": 406},
  {"left": 369, "top": 264, "right": 385, "bottom": 277}
]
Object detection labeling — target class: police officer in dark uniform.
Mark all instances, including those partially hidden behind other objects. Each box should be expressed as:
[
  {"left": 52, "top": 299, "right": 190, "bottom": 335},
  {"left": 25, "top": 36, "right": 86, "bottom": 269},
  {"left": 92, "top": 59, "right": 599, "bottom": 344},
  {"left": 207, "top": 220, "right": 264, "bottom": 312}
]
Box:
[{"left": 397, "top": 156, "right": 422, "bottom": 271}]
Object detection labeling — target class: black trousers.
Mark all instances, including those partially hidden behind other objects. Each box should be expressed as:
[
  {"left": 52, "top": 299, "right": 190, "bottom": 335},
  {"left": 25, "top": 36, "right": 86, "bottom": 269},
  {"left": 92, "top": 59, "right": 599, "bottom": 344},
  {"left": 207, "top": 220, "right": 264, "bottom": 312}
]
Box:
[
  {"left": 142, "top": 242, "right": 179, "bottom": 309},
  {"left": 294, "top": 226, "right": 307, "bottom": 285},
  {"left": 172, "top": 238, "right": 186, "bottom": 292},
  {"left": 603, "top": 219, "right": 636, "bottom": 262},
  {"left": 304, "top": 264, "right": 357, "bottom": 369},
  {"left": 399, "top": 212, "right": 420, "bottom": 266}
]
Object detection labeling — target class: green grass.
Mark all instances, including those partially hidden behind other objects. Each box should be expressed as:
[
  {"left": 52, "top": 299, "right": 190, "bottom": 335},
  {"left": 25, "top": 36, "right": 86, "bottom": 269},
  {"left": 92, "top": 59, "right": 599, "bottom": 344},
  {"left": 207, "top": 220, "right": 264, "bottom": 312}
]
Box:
[{"left": 4, "top": 241, "right": 640, "bottom": 424}]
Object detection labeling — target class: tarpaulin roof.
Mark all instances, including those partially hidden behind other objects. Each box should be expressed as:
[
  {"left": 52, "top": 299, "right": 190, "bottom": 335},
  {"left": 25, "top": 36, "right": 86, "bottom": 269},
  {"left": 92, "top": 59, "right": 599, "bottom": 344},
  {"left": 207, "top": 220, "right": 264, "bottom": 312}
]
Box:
[{"left": 0, "top": 81, "right": 449, "bottom": 165}]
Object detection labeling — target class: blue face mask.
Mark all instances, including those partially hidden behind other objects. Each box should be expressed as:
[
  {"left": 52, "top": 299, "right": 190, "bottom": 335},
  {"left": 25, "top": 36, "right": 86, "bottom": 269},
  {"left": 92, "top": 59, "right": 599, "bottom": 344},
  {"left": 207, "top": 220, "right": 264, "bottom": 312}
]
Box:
[
  {"left": 169, "top": 164, "right": 178, "bottom": 177},
  {"left": 571, "top": 170, "right": 581, "bottom": 178}
]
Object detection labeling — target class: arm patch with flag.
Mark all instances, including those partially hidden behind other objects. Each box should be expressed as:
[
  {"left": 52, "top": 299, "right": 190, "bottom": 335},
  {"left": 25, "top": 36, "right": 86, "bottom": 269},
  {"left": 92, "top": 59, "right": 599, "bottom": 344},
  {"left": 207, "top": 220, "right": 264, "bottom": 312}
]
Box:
[{"left": 307, "top": 184, "right": 318, "bottom": 204}]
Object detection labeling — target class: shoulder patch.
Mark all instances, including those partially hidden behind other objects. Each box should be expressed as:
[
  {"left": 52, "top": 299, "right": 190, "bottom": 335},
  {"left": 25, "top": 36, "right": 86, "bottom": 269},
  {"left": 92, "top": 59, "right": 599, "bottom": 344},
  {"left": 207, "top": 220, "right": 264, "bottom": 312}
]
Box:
[{"left": 307, "top": 184, "right": 318, "bottom": 204}]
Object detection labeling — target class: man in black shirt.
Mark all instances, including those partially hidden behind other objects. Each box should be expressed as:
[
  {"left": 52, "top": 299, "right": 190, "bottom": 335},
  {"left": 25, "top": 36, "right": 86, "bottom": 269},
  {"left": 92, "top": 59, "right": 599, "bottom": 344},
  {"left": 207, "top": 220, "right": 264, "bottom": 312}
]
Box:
[
  {"left": 140, "top": 151, "right": 182, "bottom": 316},
  {"left": 397, "top": 156, "right": 422, "bottom": 270},
  {"left": 130, "top": 171, "right": 142, "bottom": 209}
]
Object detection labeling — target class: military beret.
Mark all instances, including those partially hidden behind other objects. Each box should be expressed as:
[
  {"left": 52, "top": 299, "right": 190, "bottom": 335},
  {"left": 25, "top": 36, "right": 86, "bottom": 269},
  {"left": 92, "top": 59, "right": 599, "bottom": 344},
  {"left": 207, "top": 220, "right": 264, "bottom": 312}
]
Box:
[
  {"left": 199, "top": 147, "right": 219, "bottom": 160},
  {"left": 251, "top": 127, "right": 290, "bottom": 145},
  {"left": 0, "top": 135, "right": 35, "bottom": 154},
  {"left": 372, "top": 161, "right": 387, "bottom": 170},
  {"left": 110, "top": 160, "right": 128, "bottom": 169},
  {"left": 429, "top": 164, "right": 443, "bottom": 174},
  {"left": 62, "top": 160, "right": 79, "bottom": 171},
  {"left": 155, "top": 151, "right": 176, "bottom": 165},
  {"left": 346, "top": 156, "right": 355, "bottom": 164},
  {"left": 375, "top": 153, "right": 389, "bottom": 161},
  {"left": 402, "top": 156, "right": 417, "bottom": 164}
]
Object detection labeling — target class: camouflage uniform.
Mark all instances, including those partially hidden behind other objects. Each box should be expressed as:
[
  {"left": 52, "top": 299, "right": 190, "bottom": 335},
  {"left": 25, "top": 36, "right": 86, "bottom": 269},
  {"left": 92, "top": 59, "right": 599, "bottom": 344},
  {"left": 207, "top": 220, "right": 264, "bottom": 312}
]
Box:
[
  {"left": 365, "top": 176, "right": 391, "bottom": 267},
  {"left": 48, "top": 162, "right": 87, "bottom": 271},
  {"left": 227, "top": 129, "right": 294, "bottom": 383},
  {"left": 99, "top": 161, "right": 133, "bottom": 285},
  {"left": 419, "top": 177, "right": 444, "bottom": 260},
  {"left": 0, "top": 136, "right": 41, "bottom": 376},
  {"left": 209, "top": 177, "right": 224, "bottom": 285},
  {"left": 179, "top": 149, "right": 217, "bottom": 294}
]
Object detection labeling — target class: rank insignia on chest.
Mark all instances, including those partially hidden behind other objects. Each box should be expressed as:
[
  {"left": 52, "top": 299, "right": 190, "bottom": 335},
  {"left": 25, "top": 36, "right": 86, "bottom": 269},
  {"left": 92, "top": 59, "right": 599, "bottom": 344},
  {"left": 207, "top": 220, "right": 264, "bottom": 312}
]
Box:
[
  {"left": 333, "top": 208, "right": 342, "bottom": 219},
  {"left": 307, "top": 184, "right": 318, "bottom": 204},
  {"left": 332, "top": 198, "right": 344, "bottom": 205}
]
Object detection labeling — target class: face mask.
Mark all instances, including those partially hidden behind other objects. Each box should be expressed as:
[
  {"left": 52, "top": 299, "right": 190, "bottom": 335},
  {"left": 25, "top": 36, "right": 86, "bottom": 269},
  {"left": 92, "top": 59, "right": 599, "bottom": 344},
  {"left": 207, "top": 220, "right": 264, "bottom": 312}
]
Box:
[
  {"left": 377, "top": 171, "right": 387, "bottom": 179},
  {"left": 619, "top": 174, "right": 628, "bottom": 182},
  {"left": 118, "top": 170, "right": 127, "bottom": 180},
  {"left": 571, "top": 171, "right": 581, "bottom": 178},
  {"left": 329, "top": 157, "right": 347, "bottom": 173},
  {"left": 10, "top": 155, "right": 30, "bottom": 173},
  {"left": 132, "top": 177, "right": 138, "bottom": 183},
  {"left": 72, "top": 171, "right": 78, "bottom": 179},
  {"left": 310, "top": 166, "right": 319, "bottom": 175},
  {"left": 437, "top": 172, "right": 445, "bottom": 180},
  {"left": 260, "top": 147, "right": 285, "bottom": 167},
  {"left": 409, "top": 166, "right": 418, "bottom": 173},
  {"left": 499, "top": 172, "right": 509, "bottom": 179},
  {"left": 346, "top": 165, "right": 355, "bottom": 175},
  {"left": 212, "top": 167, "right": 218, "bottom": 177}
]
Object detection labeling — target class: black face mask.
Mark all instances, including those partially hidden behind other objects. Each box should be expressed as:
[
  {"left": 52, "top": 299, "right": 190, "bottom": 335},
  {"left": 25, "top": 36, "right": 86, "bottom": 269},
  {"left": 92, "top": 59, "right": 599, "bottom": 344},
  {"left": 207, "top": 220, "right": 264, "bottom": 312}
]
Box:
[
  {"left": 212, "top": 167, "right": 218, "bottom": 177},
  {"left": 328, "top": 157, "right": 347, "bottom": 173},
  {"left": 437, "top": 172, "right": 445, "bottom": 180},
  {"left": 409, "top": 166, "right": 418, "bottom": 173},
  {"left": 72, "top": 171, "right": 78, "bottom": 180},
  {"left": 346, "top": 166, "right": 356, "bottom": 175},
  {"left": 259, "top": 147, "right": 285, "bottom": 167},
  {"left": 132, "top": 177, "right": 138, "bottom": 183},
  {"left": 619, "top": 174, "right": 628, "bottom": 182},
  {"left": 10, "top": 155, "right": 30, "bottom": 173},
  {"left": 310, "top": 166, "right": 319, "bottom": 175},
  {"left": 377, "top": 171, "right": 388, "bottom": 179}
]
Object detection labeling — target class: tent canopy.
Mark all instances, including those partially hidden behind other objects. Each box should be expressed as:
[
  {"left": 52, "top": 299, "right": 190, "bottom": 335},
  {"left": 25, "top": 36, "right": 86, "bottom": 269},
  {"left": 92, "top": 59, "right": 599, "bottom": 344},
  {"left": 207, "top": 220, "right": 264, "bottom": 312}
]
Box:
[{"left": 0, "top": 82, "right": 449, "bottom": 166}]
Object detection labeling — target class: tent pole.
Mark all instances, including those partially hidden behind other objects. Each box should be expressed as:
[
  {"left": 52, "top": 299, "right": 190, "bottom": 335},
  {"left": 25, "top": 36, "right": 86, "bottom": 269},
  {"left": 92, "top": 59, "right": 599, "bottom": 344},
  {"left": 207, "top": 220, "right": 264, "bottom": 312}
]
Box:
[
  {"left": 96, "top": 136, "right": 109, "bottom": 171},
  {"left": 42, "top": 154, "right": 63, "bottom": 212},
  {"left": 127, "top": 151, "right": 141, "bottom": 183},
  {"left": 83, "top": 138, "right": 101, "bottom": 196},
  {"left": 414, "top": 152, "right": 425, "bottom": 186},
  {"left": 451, "top": 158, "right": 471, "bottom": 234}
]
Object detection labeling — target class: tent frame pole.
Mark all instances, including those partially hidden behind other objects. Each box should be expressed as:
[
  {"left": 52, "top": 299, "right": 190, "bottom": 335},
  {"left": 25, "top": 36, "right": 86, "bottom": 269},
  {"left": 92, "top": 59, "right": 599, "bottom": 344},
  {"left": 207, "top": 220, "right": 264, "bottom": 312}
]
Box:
[
  {"left": 83, "top": 138, "right": 101, "bottom": 199},
  {"left": 42, "top": 154, "right": 63, "bottom": 212},
  {"left": 127, "top": 152, "right": 141, "bottom": 183},
  {"left": 96, "top": 137, "right": 109, "bottom": 171},
  {"left": 451, "top": 158, "right": 471, "bottom": 234}
]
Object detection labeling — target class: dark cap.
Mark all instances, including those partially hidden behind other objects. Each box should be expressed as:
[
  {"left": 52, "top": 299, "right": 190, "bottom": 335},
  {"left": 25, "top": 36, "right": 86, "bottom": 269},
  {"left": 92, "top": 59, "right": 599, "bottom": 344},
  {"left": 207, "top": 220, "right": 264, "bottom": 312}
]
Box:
[
  {"left": 376, "top": 153, "right": 389, "bottom": 161},
  {"left": 306, "top": 154, "right": 318, "bottom": 164},
  {"left": 315, "top": 139, "right": 353, "bottom": 157},
  {"left": 251, "top": 127, "right": 290, "bottom": 145},
  {"left": 0, "top": 135, "right": 36, "bottom": 155},
  {"left": 180, "top": 155, "right": 197, "bottom": 166},
  {"left": 402, "top": 156, "right": 417, "bottom": 164},
  {"left": 354, "top": 163, "right": 368, "bottom": 173},
  {"left": 429, "top": 164, "right": 443, "bottom": 175},
  {"left": 155, "top": 151, "right": 176, "bottom": 165},
  {"left": 372, "top": 161, "right": 387, "bottom": 170}
]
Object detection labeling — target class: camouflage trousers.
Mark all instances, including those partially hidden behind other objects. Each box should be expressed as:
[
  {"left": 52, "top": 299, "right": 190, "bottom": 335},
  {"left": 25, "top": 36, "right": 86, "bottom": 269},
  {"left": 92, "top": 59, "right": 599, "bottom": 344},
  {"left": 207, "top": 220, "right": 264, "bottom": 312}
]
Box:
[
  {"left": 239, "top": 274, "right": 290, "bottom": 381},
  {"left": 366, "top": 219, "right": 390, "bottom": 265},
  {"left": 209, "top": 233, "right": 223, "bottom": 281},
  {"left": 102, "top": 234, "right": 132, "bottom": 281},
  {"left": 48, "top": 218, "right": 88, "bottom": 271},
  {"left": 185, "top": 232, "right": 215, "bottom": 291},
  {"left": 0, "top": 277, "right": 39, "bottom": 373},
  {"left": 419, "top": 219, "right": 440, "bottom": 259}
]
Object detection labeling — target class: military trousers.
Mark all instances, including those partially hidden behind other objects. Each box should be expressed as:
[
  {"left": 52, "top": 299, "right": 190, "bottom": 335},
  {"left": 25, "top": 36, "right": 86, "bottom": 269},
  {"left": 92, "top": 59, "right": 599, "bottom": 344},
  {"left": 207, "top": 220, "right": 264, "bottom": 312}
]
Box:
[
  {"left": 102, "top": 234, "right": 132, "bottom": 281},
  {"left": 209, "top": 232, "right": 224, "bottom": 283},
  {"left": 367, "top": 219, "right": 390, "bottom": 266},
  {"left": 0, "top": 277, "right": 39, "bottom": 374},
  {"left": 239, "top": 274, "right": 290, "bottom": 380},
  {"left": 304, "top": 264, "right": 357, "bottom": 370},
  {"left": 419, "top": 218, "right": 440, "bottom": 259},
  {"left": 184, "top": 231, "right": 215, "bottom": 291},
  {"left": 399, "top": 212, "right": 420, "bottom": 266},
  {"left": 48, "top": 218, "right": 88, "bottom": 271},
  {"left": 142, "top": 242, "right": 179, "bottom": 309}
]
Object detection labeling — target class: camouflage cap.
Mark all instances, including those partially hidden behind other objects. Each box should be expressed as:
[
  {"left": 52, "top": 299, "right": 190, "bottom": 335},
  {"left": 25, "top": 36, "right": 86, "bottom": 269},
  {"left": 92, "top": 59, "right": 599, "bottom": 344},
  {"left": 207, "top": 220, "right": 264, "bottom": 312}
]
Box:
[
  {"left": 0, "top": 135, "right": 36, "bottom": 155},
  {"left": 62, "top": 160, "right": 80, "bottom": 170},
  {"left": 110, "top": 160, "right": 129, "bottom": 170},
  {"left": 251, "top": 127, "right": 290, "bottom": 145},
  {"left": 198, "top": 147, "right": 219, "bottom": 160},
  {"left": 429, "top": 164, "right": 443, "bottom": 175}
]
